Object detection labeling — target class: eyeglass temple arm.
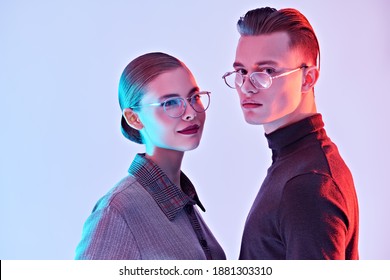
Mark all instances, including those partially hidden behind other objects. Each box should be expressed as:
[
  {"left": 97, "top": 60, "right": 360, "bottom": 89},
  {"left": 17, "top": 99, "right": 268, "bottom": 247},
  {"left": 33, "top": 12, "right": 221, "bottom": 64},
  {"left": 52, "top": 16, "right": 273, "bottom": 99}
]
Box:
[
  {"left": 273, "top": 66, "right": 308, "bottom": 79},
  {"left": 130, "top": 103, "right": 162, "bottom": 109}
]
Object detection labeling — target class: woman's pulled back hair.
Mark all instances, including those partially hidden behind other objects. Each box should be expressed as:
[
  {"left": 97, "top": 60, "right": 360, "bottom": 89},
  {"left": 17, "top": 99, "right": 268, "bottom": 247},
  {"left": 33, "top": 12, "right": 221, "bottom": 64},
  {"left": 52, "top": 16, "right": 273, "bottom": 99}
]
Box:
[
  {"left": 118, "top": 52, "right": 183, "bottom": 144},
  {"left": 237, "top": 7, "right": 320, "bottom": 68}
]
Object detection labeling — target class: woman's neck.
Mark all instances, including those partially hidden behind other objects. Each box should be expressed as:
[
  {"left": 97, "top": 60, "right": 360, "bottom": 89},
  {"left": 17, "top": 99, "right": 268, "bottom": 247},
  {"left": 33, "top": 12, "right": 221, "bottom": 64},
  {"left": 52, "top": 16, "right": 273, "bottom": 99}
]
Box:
[{"left": 144, "top": 149, "right": 184, "bottom": 188}]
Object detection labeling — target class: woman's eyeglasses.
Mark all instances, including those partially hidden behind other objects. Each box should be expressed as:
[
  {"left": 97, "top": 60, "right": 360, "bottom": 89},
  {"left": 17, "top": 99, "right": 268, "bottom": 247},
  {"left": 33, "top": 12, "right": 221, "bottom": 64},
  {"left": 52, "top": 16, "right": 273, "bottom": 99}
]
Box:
[{"left": 131, "top": 91, "right": 211, "bottom": 118}]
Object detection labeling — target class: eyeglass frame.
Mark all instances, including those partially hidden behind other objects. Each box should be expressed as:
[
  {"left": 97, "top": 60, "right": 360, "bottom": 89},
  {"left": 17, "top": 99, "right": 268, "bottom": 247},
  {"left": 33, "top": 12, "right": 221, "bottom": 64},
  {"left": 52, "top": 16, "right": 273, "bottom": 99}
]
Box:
[
  {"left": 130, "top": 91, "right": 211, "bottom": 118},
  {"left": 222, "top": 65, "right": 308, "bottom": 90}
]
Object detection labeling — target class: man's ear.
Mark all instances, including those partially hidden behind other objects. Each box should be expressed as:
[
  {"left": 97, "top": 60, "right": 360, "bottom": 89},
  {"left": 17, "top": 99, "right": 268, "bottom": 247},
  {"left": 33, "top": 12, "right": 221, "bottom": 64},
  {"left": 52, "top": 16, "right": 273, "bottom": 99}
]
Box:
[
  {"left": 301, "top": 66, "right": 320, "bottom": 93},
  {"left": 123, "top": 108, "right": 143, "bottom": 130}
]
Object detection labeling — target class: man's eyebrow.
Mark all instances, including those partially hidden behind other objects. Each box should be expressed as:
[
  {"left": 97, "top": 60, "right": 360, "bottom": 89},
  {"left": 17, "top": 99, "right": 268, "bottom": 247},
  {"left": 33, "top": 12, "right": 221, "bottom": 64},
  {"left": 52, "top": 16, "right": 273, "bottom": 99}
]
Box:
[
  {"left": 233, "top": 62, "right": 244, "bottom": 68},
  {"left": 233, "top": 60, "right": 279, "bottom": 68},
  {"left": 255, "top": 60, "right": 279, "bottom": 66}
]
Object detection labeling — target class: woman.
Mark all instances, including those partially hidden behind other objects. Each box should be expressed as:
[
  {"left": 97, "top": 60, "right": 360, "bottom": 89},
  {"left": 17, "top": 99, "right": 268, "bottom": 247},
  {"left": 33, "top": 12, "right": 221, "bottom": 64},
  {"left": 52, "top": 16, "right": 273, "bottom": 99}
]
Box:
[{"left": 75, "top": 52, "right": 226, "bottom": 260}]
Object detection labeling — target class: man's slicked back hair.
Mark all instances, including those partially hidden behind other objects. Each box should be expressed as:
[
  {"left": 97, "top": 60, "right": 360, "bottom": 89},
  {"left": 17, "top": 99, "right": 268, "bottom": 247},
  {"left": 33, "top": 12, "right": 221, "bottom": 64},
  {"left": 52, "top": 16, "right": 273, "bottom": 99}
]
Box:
[{"left": 237, "top": 7, "right": 320, "bottom": 68}]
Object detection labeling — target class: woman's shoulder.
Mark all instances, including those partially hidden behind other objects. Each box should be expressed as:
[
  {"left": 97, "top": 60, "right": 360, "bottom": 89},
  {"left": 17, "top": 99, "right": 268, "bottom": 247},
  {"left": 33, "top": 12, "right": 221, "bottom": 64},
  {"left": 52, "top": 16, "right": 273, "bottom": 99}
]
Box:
[{"left": 92, "top": 175, "right": 148, "bottom": 212}]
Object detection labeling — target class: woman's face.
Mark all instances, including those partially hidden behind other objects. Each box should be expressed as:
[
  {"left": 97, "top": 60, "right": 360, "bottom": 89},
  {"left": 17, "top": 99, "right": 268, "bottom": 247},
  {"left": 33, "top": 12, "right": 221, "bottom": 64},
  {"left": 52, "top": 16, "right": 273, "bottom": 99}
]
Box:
[{"left": 137, "top": 67, "right": 206, "bottom": 153}]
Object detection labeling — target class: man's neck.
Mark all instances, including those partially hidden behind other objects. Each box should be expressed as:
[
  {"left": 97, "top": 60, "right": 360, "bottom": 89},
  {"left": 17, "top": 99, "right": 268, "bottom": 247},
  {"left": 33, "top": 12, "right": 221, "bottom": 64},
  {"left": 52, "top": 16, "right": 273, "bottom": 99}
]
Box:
[{"left": 264, "top": 94, "right": 317, "bottom": 134}]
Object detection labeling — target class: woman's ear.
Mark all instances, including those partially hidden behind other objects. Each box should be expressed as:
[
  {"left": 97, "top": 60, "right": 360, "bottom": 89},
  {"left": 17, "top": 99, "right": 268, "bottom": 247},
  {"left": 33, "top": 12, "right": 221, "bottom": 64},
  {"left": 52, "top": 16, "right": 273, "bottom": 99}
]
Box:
[
  {"left": 301, "top": 66, "right": 320, "bottom": 93},
  {"left": 123, "top": 108, "right": 143, "bottom": 130}
]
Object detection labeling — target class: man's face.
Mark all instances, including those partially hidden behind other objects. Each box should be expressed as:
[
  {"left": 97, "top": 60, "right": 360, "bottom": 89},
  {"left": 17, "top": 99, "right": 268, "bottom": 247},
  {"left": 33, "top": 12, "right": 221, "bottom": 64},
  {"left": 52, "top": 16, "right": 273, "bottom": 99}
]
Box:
[{"left": 234, "top": 32, "right": 306, "bottom": 132}]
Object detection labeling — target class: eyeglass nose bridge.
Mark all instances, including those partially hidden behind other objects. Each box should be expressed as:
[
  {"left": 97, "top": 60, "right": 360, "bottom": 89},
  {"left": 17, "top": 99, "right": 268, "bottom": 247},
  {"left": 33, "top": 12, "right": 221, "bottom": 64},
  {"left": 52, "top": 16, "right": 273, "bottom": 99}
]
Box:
[
  {"left": 164, "top": 92, "right": 210, "bottom": 118},
  {"left": 182, "top": 104, "right": 196, "bottom": 120},
  {"left": 166, "top": 96, "right": 199, "bottom": 118},
  {"left": 238, "top": 72, "right": 265, "bottom": 92},
  {"left": 163, "top": 98, "right": 186, "bottom": 118},
  {"left": 183, "top": 97, "right": 198, "bottom": 114}
]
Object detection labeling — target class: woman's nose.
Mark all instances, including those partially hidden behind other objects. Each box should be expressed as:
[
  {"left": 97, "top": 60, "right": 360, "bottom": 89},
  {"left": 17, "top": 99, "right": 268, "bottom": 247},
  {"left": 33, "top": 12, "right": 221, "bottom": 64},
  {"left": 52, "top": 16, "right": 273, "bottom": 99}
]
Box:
[{"left": 181, "top": 100, "right": 197, "bottom": 121}]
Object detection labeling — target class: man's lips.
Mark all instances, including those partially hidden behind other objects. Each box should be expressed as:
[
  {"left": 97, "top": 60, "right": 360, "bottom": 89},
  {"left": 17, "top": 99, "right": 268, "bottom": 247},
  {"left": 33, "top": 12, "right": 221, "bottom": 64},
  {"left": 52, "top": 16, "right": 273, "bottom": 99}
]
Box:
[
  {"left": 242, "top": 100, "right": 263, "bottom": 109},
  {"left": 177, "top": 124, "right": 200, "bottom": 135}
]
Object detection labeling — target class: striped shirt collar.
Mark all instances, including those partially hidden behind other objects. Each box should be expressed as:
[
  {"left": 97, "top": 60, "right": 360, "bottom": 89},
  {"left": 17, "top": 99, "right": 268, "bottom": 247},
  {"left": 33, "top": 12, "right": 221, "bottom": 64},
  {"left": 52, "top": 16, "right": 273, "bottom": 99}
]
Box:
[{"left": 128, "top": 153, "right": 205, "bottom": 221}]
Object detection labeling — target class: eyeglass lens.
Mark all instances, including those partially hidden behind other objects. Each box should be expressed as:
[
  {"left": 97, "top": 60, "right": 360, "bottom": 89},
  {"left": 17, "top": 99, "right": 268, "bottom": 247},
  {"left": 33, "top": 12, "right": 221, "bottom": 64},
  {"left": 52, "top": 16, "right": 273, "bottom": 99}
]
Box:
[
  {"left": 226, "top": 72, "right": 271, "bottom": 89},
  {"left": 250, "top": 73, "right": 272, "bottom": 88},
  {"left": 164, "top": 93, "right": 209, "bottom": 117}
]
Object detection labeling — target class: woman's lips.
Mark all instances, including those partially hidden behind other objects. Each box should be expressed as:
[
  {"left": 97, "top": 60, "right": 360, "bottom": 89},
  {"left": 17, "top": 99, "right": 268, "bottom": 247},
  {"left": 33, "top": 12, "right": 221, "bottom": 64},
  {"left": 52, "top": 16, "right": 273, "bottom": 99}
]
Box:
[{"left": 177, "top": 124, "right": 200, "bottom": 135}]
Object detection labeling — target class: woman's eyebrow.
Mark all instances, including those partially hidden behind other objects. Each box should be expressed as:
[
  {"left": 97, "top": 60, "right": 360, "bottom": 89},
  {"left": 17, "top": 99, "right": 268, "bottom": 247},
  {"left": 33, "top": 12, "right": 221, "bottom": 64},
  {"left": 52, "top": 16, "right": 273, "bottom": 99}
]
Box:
[
  {"left": 187, "top": 87, "right": 200, "bottom": 97},
  {"left": 157, "top": 87, "right": 200, "bottom": 101},
  {"left": 156, "top": 93, "right": 179, "bottom": 102}
]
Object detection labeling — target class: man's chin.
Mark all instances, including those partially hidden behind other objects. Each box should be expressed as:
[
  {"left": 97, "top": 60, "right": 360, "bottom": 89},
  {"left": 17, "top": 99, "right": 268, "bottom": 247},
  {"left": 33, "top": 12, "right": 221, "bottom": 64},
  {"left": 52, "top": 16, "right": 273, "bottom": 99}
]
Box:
[{"left": 243, "top": 116, "right": 264, "bottom": 125}]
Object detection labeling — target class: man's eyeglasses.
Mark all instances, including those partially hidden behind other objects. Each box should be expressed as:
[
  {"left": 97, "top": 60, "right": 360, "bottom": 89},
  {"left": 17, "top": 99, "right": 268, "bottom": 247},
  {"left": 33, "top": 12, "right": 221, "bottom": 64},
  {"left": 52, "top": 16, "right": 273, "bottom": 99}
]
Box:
[
  {"left": 222, "top": 66, "right": 307, "bottom": 90},
  {"left": 131, "top": 91, "right": 211, "bottom": 118}
]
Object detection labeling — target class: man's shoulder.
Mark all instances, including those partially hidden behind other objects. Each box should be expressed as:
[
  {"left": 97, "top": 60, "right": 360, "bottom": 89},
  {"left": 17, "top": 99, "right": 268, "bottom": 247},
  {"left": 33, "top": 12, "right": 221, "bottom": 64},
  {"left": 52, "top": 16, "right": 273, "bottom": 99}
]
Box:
[{"left": 283, "top": 171, "right": 354, "bottom": 207}]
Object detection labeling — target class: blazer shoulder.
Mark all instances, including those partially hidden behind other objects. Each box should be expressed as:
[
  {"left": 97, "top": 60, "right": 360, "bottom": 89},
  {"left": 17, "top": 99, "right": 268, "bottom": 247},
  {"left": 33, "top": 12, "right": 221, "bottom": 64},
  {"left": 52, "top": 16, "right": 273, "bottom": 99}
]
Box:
[{"left": 92, "top": 175, "right": 145, "bottom": 212}]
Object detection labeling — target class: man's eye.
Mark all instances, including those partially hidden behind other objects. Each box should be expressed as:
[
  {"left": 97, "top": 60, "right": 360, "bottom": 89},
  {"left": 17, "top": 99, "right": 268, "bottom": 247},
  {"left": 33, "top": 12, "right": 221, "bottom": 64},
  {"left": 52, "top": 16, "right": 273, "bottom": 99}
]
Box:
[
  {"left": 236, "top": 69, "right": 247, "bottom": 75},
  {"left": 261, "top": 68, "right": 275, "bottom": 74}
]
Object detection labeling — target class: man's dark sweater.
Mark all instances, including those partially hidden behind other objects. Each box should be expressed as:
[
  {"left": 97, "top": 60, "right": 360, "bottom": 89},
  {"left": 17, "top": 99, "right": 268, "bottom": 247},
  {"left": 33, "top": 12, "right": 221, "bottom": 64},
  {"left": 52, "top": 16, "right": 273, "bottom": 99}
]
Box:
[{"left": 239, "top": 114, "right": 359, "bottom": 259}]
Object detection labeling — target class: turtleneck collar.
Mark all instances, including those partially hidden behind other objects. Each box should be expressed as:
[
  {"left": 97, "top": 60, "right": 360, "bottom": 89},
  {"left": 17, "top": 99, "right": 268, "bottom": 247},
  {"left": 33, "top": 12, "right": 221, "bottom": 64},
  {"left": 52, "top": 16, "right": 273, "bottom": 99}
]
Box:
[{"left": 265, "top": 114, "right": 325, "bottom": 153}]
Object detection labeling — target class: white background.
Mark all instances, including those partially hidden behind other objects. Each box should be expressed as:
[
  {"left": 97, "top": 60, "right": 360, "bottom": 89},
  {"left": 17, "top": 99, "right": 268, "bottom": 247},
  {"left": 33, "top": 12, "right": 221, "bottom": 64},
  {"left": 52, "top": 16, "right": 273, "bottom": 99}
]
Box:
[{"left": 1, "top": 0, "right": 389, "bottom": 259}]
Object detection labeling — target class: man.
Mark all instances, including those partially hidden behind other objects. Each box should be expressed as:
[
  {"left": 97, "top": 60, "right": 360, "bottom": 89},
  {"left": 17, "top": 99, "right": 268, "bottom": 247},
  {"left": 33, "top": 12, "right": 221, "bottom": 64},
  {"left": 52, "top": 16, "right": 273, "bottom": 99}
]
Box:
[{"left": 222, "top": 7, "right": 359, "bottom": 259}]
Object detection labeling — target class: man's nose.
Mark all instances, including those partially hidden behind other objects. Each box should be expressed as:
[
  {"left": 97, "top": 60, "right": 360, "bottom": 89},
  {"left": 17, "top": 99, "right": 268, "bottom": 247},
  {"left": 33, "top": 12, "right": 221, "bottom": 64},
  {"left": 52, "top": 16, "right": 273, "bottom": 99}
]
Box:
[{"left": 240, "top": 76, "right": 259, "bottom": 95}]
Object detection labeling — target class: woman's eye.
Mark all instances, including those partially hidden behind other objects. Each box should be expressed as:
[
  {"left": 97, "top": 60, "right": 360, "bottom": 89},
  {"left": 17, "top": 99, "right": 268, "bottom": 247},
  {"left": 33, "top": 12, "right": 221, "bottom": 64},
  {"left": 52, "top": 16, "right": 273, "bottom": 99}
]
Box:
[
  {"left": 191, "top": 94, "right": 201, "bottom": 101},
  {"left": 164, "top": 98, "right": 181, "bottom": 107}
]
